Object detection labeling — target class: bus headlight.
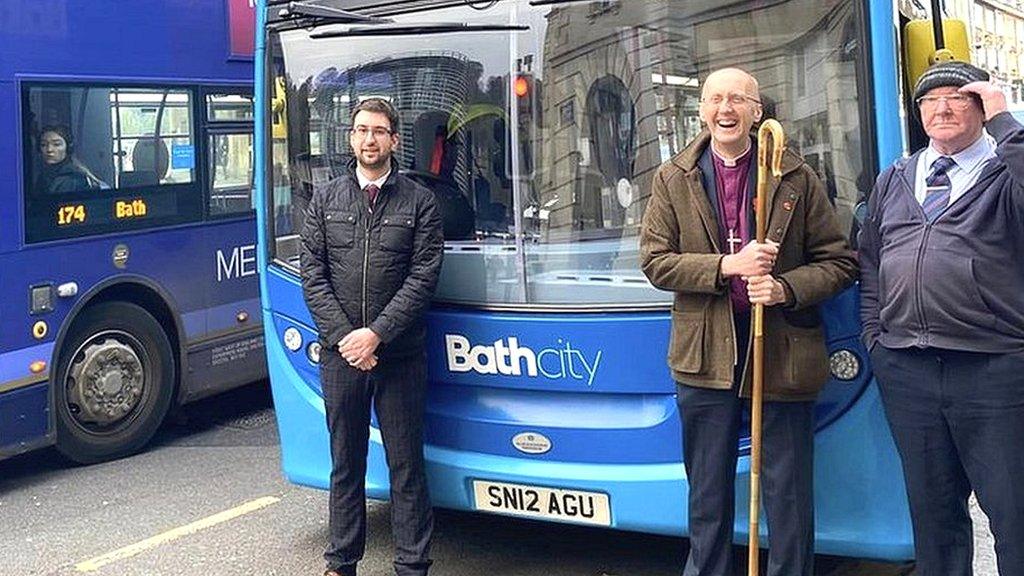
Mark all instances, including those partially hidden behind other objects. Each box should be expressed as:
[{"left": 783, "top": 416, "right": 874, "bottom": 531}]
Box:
[
  {"left": 307, "top": 341, "right": 322, "bottom": 364},
  {"left": 283, "top": 327, "right": 303, "bottom": 352},
  {"left": 829, "top": 349, "right": 860, "bottom": 381}
]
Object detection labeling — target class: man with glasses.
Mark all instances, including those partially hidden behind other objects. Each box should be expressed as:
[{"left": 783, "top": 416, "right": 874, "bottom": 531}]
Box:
[
  {"left": 640, "top": 68, "right": 856, "bottom": 576},
  {"left": 300, "top": 97, "right": 444, "bottom": 576},
  {"left": 860, "top": 60, "right": 1024, "bottom": 576}
]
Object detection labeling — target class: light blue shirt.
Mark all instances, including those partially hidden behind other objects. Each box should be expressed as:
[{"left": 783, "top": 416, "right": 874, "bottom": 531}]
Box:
[{"left": 915, "top": 134, "right": 997, "bottom": 206}]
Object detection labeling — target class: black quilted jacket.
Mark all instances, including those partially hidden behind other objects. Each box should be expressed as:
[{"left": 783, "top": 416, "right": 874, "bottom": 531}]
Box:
[{"left": 300, "top": 160, "right": 444, "bottom": 360}]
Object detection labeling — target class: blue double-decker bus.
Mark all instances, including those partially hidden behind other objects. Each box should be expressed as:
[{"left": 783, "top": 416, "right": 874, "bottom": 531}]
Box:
[
  {"left": 0, "top": 0, "right": 264, "bottom": 463},
  {"left": 256, "top": 0, "right": 927, "bottom": 560}
]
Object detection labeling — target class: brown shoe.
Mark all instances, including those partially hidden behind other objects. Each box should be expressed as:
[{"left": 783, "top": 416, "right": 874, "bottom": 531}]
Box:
[{"left": 324, "top": 571, "right": 349, "bottom": 576}]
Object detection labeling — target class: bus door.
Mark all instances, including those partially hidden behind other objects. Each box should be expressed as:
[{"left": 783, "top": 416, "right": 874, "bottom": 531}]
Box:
[{"left": 187, "top": 88, "right": 264, "bottom": 399}]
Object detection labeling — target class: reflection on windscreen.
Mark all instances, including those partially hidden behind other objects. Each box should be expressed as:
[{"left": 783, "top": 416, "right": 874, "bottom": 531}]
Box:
[{"left": 269, "top": 0, "right": 868, "bottom": 308}]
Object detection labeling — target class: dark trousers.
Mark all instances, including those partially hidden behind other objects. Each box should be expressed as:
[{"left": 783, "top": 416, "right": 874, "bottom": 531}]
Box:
[
  {"left": 676, "top": 313, "right": 815, "bottom": 576},
  {"left": 873, "top": 345, "right": 1024, "bottom": 576},
  {"left": 321, "top": 351, "right": 433, "bottom": 576}
]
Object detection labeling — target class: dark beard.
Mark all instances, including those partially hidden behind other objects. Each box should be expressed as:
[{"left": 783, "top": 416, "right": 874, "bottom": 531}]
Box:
[{"left": 358, "top": 151, "right": 390, "bottom": 172}]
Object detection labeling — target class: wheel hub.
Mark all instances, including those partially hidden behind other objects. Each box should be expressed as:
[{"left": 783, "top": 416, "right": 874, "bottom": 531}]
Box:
[{"left": 67, "top": 338, "right": 145, "bottom": 426}]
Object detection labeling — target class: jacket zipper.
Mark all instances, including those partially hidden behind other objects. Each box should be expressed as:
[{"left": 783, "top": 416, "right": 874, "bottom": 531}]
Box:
[
  {"left": 362, "top": 219, "right": 370, "bottom": 327},
  {"left": 361, "top": 181, "right": 373, "bottom": 328},
  {"left": 893, "top": 169, "right": 930, "bottom": 343},
  {"left": 914, "top": 225, "right": 931, "bottom": 344}
]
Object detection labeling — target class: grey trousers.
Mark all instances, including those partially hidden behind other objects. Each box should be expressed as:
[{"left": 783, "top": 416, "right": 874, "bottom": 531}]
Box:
[{"left": 321, "top": 351, "right": 433, "bottom": 576}]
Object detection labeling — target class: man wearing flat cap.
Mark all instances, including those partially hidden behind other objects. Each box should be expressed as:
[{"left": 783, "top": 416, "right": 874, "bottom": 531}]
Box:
[{"left": 859, "top": 60, "right": 1024, "bottom": 576}]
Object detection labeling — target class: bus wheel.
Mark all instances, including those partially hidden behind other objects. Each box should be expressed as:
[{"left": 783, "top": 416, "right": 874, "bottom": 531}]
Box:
[{"left": 54, "top": 302, "right": 175, "bottom": 464}]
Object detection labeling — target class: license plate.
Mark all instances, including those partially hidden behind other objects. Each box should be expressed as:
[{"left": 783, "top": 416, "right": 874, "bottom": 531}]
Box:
[{"left": 472, "top": 480, "right": 611, "bottom": 526}]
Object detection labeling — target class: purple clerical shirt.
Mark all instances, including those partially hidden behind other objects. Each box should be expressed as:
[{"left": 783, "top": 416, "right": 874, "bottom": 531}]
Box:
[{"left": 711, "top": 145, "right": 753, "bottom": 314}]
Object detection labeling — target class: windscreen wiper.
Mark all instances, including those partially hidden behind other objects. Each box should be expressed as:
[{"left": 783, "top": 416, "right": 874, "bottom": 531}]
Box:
[
  {"left": 310, "top": 22, "right": 528, "bottom": 39},
  {"left": 529, "top": 0, "right": 593, "bottom": 6},
  {"left": 277, "top": 1, "right": 390, "bottom": 23}
]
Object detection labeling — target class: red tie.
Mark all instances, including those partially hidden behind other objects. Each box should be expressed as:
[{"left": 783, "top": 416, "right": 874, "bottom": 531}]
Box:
[{"left": 364, "top": 184, "right": 380, "bottom": 208}]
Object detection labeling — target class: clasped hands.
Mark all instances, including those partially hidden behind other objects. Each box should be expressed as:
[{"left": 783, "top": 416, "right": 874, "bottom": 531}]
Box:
[
  {"left": 337, "top": 328, "right": 381, "bottom": 371},
  {"left": 721, "top": 240, "right": 787, "bottom": 306}
]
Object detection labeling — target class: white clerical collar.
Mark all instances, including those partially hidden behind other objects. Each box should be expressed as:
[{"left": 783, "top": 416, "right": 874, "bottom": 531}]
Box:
[
  {"left": 356, "top": 167, "right": 391, "bottom": 190},
  {"left": 711, "top": 140, "right": 753, "bottom": 167}
]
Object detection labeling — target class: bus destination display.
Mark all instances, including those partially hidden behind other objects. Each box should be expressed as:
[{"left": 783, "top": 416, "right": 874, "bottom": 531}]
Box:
[{"left": 56, "top": 197, "right": 156, "bottom": 227}]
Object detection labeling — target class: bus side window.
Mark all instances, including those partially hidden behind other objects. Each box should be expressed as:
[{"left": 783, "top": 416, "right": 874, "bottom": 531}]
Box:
[
  {"left": 22, "top": 85, "right": 114, "bottom": 197},
  {"left": 112, "top": 87, "right": 196, "bottom": 188},
  {"left": 21, "top": 83, "right": 204, "bottom": 244},
  {"left": 208, "top": 132, "right": 255, "bottom": 216},
  {"left": 206, "top": 92, "right": 255, "bottom": 217}
]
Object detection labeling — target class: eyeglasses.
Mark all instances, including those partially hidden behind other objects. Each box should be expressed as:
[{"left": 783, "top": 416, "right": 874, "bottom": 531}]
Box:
[
  {"left": 351, "top": 125, "right": 393, "bottom": 139},
  {"left": 916, "top": 94, "right": 974, "bottom": 111},
  {"left": 700, "top": 93, "right": 761, "bottom": 107}
]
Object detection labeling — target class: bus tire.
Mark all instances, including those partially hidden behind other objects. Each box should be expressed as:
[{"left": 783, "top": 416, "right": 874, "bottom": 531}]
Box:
[{"left": 54, "top": 301, "right": 176, "bottom": 464}]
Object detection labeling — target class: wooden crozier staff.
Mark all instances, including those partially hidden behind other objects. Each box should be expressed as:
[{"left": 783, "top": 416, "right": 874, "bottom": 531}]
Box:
[{"left": 748, "top": 119, "right": 785, "bottom": 576}]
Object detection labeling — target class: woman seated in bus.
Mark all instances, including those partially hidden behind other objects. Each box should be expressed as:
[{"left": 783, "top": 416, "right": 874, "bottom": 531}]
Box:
[{"left": 35, "top": 125, "right": 106, "bottom": 194}]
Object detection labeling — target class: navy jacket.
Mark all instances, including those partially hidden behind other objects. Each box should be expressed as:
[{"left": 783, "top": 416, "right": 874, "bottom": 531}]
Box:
[{"left": 860, "top": 111, "right": 1024, "bottom": 353}]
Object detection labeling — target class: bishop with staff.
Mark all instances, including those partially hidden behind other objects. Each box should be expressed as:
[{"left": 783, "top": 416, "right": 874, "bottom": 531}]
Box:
[{"left": 639, "top": 67, "right": 858, "bottom": 576}]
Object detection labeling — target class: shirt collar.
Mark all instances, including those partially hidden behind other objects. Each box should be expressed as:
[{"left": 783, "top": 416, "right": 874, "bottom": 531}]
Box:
[
  {"left": 356, "top": 167, "right": 391, "bottom": 190},
  {"left": 710, "top": 139, "right": 753, "bottom": 168},
  {"left": 924, "top": 133, "right": 996, "bottom": 175}
]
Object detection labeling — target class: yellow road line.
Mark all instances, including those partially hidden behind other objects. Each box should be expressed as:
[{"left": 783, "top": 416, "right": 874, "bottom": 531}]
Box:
[{"left": 75, "top": 495, "right": 280, "bottom": 572}]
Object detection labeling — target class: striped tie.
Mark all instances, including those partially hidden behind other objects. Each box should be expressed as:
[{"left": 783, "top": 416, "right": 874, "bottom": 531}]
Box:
[
  {"left": 364, "top": 184, "right": 380, "bottom": 209},
  {"left": 922, "top": 156, "right": 956, "bottom": 222}
]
